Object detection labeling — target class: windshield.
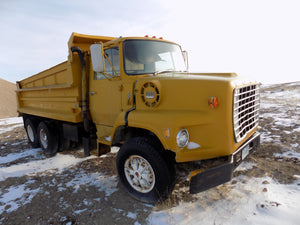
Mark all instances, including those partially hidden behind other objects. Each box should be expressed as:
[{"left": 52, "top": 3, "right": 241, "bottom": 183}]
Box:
[{"left": 124, "top": 40, "right": 186, "bottom": 75}]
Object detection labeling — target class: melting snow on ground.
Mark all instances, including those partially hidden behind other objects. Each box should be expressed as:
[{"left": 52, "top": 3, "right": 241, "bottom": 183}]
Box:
[
  {"left": 147, "top": 176, "right": 300, "bottom": 225},
  {"left": 0, "top": 146, "right": 118, "bottom": 215},
  {"left": 0, "top": 153, "right": 96, "bottom": 181},
  {"left": 0, "top": 182, "right": 40, "bottom": 214},
  {"left": 0, "top": 117, "right": 23, "bottom": 135}
]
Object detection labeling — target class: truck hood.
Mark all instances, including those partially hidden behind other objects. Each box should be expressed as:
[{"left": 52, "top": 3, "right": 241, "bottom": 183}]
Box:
[
  {"left": 154, "top": 72, "right": 257, "bottom": 87},
  {"left": 134, "top": 71, "right": 256, "bottom": 111},
  {"left": 156, "top": 72, "right": 239, "bottom": 82}
]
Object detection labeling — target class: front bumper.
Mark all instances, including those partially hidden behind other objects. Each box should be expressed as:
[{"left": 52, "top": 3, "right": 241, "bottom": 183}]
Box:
[{"left": 190, "top": 132, "right": 260, "bottom": 194}]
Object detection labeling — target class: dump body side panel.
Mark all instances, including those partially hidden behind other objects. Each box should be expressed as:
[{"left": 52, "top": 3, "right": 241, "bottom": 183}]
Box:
[{"left": 16, "top": 58, "right": 83, "bottom": 123}]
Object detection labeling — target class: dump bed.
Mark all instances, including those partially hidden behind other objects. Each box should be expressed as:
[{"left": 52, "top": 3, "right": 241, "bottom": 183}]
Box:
[{"left": 16, "top": 33, "right": 116, "bottom": 123}]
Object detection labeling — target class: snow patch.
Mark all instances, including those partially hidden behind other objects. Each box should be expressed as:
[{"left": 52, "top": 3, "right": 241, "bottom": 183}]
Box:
[
  {"left": 74, "top": 208, "right": 87, "bottom": 214},
  {"left": 0, "top": 148, "right": 41, "bottom": 165},
  {"left": 147, "top": 177, "right": 300, "bottom": 225},
  {"left": 0, "top": 117, "right": 23, "bottom": 126},
  {"left": 0, "top": 117, "right": 23, "bottom": 134},
  {"left": 274, "top": 150, "right": 300, "bottom": 160},
  {"left": 0, "top": 182, "right": 40, "bottom": 214},
  {"left": 290, "top": 143, "right": 299, "bottom": 148},
  {"left": 0, "top": 153, "right": 96, "bottom": 181},
  {"left": 235, "top": 161, "right": 256, "bottom": 171},
  {"left": 127, "top": 212, "right": 137, "bottom": 220},
  {"left": 65, "top": 173, "right": 118, "bottom": 196},
  {"left": 187, "top": 142, "right": 201, "bottom": 149}
]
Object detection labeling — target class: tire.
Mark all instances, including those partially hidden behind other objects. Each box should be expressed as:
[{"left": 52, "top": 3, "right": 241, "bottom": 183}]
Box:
[
  {"left": 58, "top": 138, "right": 70, "bottom": 152},
  {"left": 116, "top": 137, "right": 174, "bottom": 204},
  {"left": 37, "top": 121, "right": 58, "bottom": 156},
  {"left": 24, "top": 118, "right": 40, "bottom": 148}
]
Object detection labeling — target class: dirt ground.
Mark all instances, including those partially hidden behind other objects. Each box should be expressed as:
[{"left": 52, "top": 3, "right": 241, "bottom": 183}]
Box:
[{"left": 0, "top": 83, "right": 299, "bottom": 224}]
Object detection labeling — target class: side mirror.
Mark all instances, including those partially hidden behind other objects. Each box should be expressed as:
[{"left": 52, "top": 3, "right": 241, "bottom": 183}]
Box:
[{"left": 90, "top": 43, "right": 105, "bottom": 72}]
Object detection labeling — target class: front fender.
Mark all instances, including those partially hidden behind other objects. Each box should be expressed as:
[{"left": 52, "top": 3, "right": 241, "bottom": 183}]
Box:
[
  {"left": 127, "top": 110, "right": 212, "bottom": 154},
  {"left": 126, "top": 109, "right": 251, "bottom": 163}
]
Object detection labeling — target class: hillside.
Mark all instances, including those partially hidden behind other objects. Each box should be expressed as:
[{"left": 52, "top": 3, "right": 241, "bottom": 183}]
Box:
[{"left": 0, "top": 78, "right": 17, "bottom": 118}]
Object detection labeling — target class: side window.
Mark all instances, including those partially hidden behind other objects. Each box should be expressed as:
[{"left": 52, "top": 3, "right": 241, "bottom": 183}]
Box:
[
  {"left": 94, "top": 72, "right": 106, "bottom": 80},
  {"left": 94, "top": 47, "right": 120, "bottom": 80}
]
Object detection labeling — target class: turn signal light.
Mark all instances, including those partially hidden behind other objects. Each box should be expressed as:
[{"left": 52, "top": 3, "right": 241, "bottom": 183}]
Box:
[
  {"left": 163, "top": 128, "right": 170, "bottom": 138},
  {"left": 209, "top": 97, "right": 219, "bottom": 109}
]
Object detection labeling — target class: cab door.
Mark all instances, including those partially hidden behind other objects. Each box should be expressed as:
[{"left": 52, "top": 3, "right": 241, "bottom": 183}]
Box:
[{"left": 89, "top": 47, "right": 122, "bottom": 143}]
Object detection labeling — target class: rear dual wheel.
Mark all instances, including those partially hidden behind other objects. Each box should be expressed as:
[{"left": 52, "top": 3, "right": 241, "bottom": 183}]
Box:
[
  {"left": 25, "top": 117, "right": 65, "bottom": 156},
  {"left": 24, "top": 119, "right": 40, "bottom": 148},
  {"left": 37, "top": 122, "right": 58, "bottom": 156}
]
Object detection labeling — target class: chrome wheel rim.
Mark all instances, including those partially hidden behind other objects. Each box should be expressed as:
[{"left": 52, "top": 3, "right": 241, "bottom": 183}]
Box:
[
  {"left": 39, "top": 129, "right": 48, "bottom": 149},
  {"left": 124, "top": 155, "right": 155, "bottom": 193},
  {"left": 27, "top": 124, "right": 34, "bottom": 142}
]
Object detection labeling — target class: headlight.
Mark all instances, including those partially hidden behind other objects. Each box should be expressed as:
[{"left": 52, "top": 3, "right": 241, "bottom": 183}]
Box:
[{"left": 177, "top": 129, "right": 189, "bottom": 148}]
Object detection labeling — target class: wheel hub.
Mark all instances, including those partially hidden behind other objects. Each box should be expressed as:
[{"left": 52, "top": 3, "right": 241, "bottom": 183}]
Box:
[
  {"left": 39, "top": 129, "right": 48, "bottom": 149},
  {"left": 27, "top": 124, "right": 34, "bottom": 142},
  {"left": 124, "top": 155, "right": 155, "bottom": 193}
]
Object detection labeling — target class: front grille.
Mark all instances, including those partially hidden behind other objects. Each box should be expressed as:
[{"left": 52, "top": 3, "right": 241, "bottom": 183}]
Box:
[{"left": 233, "top": 84, "right": 260, "bottom": 142}]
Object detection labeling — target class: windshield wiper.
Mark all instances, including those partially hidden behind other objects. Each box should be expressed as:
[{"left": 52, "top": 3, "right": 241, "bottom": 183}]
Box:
[{"left": 153, "top": 69, "right": 175, "bottom": 76}]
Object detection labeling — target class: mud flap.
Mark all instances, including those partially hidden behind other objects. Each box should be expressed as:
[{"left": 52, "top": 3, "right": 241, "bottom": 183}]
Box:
[{"left": 190, "top": 162, "right": 234, "bottom": 194}]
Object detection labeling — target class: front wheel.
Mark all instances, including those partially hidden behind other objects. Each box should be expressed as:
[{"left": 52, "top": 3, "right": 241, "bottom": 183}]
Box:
[{"left": 116, "top": 137, "right": 174, "bottom": 204}]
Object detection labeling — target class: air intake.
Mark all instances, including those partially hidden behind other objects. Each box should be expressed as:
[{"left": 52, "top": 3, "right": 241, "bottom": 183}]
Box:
[{"left": 233, "top": 84, "right": 260, "bottom": 142}]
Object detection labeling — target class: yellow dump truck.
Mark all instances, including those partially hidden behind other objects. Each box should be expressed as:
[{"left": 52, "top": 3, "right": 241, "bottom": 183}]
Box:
[{"left": 16, "top": 32, "right": 260, "bottom": 203}]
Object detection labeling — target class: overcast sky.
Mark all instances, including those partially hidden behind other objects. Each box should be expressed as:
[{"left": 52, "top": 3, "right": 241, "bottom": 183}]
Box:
[{"left": 0, "top": 0, "right": 299, "bottom": 84}]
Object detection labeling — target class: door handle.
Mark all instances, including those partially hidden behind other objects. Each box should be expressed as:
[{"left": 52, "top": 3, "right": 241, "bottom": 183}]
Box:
[{"left": 89, "top": 91, "right": 97, "bottom": 96}]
